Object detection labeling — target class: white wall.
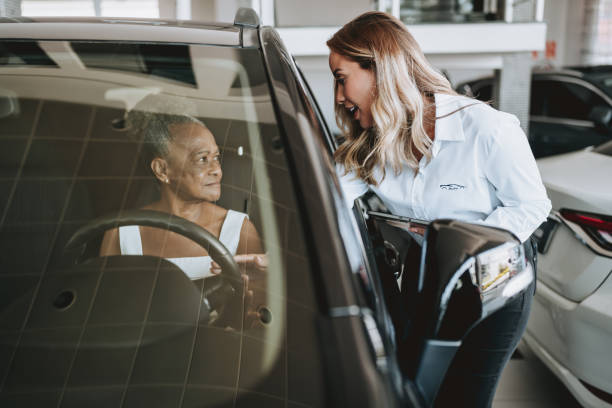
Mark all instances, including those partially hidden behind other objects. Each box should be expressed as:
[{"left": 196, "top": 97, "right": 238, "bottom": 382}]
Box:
[
  {"left": 275, "top": 0, "right": 370, "bottom": 26},
  {"left": 538, "top": 0, "right": 585, "bottom": 67},
  {"left": 159, "top": 0, "right": 242, "bottom": 22}
]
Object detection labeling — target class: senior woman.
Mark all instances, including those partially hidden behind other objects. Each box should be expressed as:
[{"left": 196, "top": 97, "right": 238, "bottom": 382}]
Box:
[
  {"left": 327, "top": 11, "right": 551, "bottom": 408},
  {"left": 100, "top": 112, "right": 266, "bottom": 281}
]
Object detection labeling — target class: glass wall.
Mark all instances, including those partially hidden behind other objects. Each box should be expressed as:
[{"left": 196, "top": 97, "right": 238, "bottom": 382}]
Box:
[{"left": 381, "top": 0, "right": 502, "bottom": 24}]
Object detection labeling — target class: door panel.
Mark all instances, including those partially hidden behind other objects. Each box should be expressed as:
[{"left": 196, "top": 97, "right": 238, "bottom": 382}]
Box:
[{"left": 353, "top": 193, "right": 425, "bottom": 347}]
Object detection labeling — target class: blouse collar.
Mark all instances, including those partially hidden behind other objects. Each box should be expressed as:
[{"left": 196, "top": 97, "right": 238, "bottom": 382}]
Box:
[{"left": 433, "top": 92, "right": 478, "bottom": 142}]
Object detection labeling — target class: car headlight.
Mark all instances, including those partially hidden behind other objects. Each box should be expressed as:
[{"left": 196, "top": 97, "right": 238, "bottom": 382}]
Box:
[{"left": 472, "top": 242, "right": 528, "bottom": 299}]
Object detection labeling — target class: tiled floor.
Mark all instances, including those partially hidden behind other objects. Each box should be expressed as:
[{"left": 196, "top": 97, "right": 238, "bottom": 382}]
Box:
[{"left": 493, "top": 342, "right": 582, "bottom": 408}]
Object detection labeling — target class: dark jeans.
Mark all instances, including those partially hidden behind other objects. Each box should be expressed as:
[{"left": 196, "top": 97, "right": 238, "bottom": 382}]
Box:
[{"left": 434, "top": 241, "right": 536, "bottom": 408}]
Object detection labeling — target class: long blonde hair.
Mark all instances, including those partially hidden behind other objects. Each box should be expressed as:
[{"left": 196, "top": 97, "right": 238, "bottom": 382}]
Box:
[{"left": 328, "top": 11, "right": 457, "bottom": 184}]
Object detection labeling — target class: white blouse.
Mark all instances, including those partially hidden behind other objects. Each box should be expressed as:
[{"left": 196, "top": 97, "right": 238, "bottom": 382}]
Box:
[
  {"left": 337, "top": 93, "right": 552, "bottom": 242},
  {"left": 118, "top": 209, "right": 247, "bottom": 279}
]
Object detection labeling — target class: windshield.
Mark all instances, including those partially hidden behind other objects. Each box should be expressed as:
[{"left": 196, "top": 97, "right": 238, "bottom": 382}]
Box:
[{"left": 0, "top": 40, "right": 324, "bottom": 407}]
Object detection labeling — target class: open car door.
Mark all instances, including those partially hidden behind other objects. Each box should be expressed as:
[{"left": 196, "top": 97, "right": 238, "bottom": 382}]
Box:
[{"left": 353, "top": 193, "right": 535, "bottom": 406}]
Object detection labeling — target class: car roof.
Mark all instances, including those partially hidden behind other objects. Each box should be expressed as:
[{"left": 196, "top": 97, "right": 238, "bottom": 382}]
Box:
[
  {"left": 564, "top": 65, "right": 612, "bottom": 76},
  {"left": 463, "top": 65, "right": 612, "bottom": 81},
  {"left": 458, "top": 65, "right": 612, "bottom": 100},
  {"left": 0, "top": 10, "right": 272, "bottom": 122},
  {"left": 0, "top": 14, "right": 258, "bottom": 47}
]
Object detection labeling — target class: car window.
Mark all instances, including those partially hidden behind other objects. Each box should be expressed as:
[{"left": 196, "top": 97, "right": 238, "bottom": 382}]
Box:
[
  {"left": 530, "top": 80, "right": 546, "bottom": 116},
  {"left": 0, "top": 40, "right": 324, "bottom": 407},
  {"left": 532, "top": 79, "right": 608, "bottom": 120},
  {"left": 0, "top": 40, "right": 57, "bottom": 66}
]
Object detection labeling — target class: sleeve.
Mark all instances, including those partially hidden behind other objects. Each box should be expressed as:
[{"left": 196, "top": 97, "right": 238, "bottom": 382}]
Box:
[
  {"left": 481, "top": 114, "right": 552, "bottom": 242},
  {"left": 335, "top": 163, "right": 369, "bottom": 210}
]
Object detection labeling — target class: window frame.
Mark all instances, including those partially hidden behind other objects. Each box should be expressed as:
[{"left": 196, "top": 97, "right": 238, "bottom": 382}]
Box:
[{"left": 259, "top": 26, "right": 405, "bottom": 407}]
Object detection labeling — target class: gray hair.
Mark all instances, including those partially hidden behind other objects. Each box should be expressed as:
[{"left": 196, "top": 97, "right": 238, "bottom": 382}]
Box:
[
  {"left": 128, "top": 110, "right": 206, "bottom": 164},
  {"left": 126, "top": 92, "right": 207, "bottom": 169}
]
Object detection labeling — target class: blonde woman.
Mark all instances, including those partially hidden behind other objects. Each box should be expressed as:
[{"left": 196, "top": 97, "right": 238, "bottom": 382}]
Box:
[{"left": 328, "top": 11, "right": 551, "bottom": 407}]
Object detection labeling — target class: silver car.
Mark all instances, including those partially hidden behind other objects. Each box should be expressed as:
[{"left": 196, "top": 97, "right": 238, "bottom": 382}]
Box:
[{"left": 526, "top": 140, "right": 612, "bottom": 407}]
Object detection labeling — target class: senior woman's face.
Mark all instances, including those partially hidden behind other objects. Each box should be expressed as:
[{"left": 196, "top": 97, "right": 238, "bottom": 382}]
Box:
[
  {"left": 164, "top": 122, "right": 222, "bottom": 202},
  {"left": 329, "top": 51, "right": 376, "bottom": 129}
]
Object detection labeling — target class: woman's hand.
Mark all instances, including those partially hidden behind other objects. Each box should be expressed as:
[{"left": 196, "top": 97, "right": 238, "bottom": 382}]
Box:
[
  {"left": 211, "top": 254, "right": 269, "bottom": 329},
  {"left": 408, "top": 224, "right": 426, "bottom": 236},
  {"left": 210, "top": 253, "right": 268, "bottom": 275},
  {"left": 386, "top": 219, "right": 427, "bottom": 236}
]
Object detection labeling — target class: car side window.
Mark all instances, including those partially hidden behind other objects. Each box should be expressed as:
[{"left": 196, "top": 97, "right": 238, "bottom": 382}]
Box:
[
  {"left": 533, "top": 79, "right": 607, "bottom": 121},
  {"left": 530, "top": 80, "right": 546, "bottom": 116}
]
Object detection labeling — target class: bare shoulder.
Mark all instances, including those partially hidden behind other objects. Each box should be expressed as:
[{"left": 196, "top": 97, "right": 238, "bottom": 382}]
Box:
[
  {"left": 237, "top": 216, "right": 263, "bottom": 254},
  {"left": 100, "top": 227, "right": 121, "bottom": 256},
  {"left": 240, "top": 217, "right": 259, "bottom": 236},
  {"left": 213, "top": 204, "right": 230, "bottom": 220}
]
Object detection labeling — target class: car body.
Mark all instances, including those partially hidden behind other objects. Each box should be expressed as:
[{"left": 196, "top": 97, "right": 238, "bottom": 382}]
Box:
[
  {"left": 523, "top": 141, "right": 612, "bottom": 407},
  {"left": 456, "top": 66, "right": 612, "bottom": 158},
  {"left": 0, "top": 9, "right": 535, "bottom": 407}
]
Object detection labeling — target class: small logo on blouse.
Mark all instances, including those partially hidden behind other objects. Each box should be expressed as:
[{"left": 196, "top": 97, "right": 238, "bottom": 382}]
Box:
[{"left": 440, "top": 184, "right": 466, "bottom": 190}]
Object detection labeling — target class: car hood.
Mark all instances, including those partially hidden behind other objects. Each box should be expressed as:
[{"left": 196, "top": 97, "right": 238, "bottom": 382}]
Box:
[{"left": 537, "top": 148, "right": 612, "bottom": 216}]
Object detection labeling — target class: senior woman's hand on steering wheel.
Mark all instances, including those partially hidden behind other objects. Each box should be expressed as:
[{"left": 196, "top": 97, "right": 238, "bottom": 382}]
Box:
[
  {"left": 210, "top": 253, "right": 268, "bottom": 275},
  {"left": 211, "top": 253, "right": 268, "bottom": 328}
]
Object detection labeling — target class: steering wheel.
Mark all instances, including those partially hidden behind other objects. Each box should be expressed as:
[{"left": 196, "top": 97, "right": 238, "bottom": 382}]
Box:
[{"left": 64, "top": 209, "right": 243, "bottom": 326}]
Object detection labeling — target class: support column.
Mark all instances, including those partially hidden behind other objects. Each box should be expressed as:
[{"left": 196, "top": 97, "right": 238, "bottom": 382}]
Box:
[
  {"left": 494, "top": 52, "right": 532, "bottom": 135},
  {"left": 158, "top": 0, "right": 177, "bottom": 19}
]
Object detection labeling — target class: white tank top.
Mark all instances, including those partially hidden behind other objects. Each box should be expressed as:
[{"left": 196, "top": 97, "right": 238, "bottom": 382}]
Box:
[{"left": 118, "top": 209, "right": 247, "bottom": 280}]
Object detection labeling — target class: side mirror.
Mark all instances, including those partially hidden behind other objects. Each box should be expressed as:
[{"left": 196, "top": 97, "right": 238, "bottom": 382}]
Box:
[
  {"left": 588, "top": 105, "right": 612, "bottom": 132},
  {"left": 408, "top": 220, "right": 534, "bottom": 406}
]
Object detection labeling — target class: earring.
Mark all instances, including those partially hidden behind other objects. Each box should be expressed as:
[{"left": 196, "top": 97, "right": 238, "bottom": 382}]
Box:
[{"left": 165, "top": 178, "right": 169, "bottom": 184}]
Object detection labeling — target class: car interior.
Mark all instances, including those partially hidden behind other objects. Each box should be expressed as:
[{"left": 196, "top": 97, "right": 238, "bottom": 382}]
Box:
[{"left": 0, "top": 39, "right": 328, "bottom": 407}]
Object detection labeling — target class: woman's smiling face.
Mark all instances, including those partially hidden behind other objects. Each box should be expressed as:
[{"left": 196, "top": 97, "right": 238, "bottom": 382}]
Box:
[
  {"left": 329, "top": 51, "right": 376, "bottom": 129},
  {"left": 164, "top": 122, "right": 222, "bottom": 202}
]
